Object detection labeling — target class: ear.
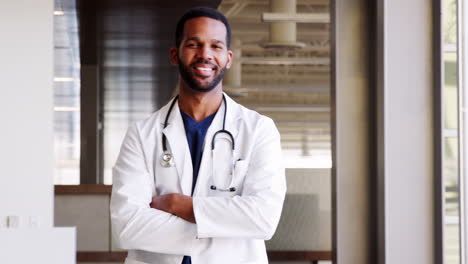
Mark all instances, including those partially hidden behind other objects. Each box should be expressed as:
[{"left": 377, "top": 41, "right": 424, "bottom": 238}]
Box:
[
  {"left": 170, "top": 47, "right": 179, "bottom": 65},
  {"left": 225, "top": 50, "right": 233, "bottom": 69}
]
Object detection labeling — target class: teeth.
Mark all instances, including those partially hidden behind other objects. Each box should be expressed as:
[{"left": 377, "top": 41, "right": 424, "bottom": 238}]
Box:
[{"left": 196, "top": 67, "right": 213, "bottom": 71}]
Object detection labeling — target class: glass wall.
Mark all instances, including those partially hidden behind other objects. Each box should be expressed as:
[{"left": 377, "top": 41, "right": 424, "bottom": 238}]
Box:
[
  {"left": 101, "top": 8, "right": 160, "bottom": 185},
  {"left": 442, "top": 0, "right": 468, "bottom": 262},
  {"left": 218, "top": 0, "right": 331, "bottom": 169},
  {"left": 53, "top": 0, "right": 81, "bottom": 184}
]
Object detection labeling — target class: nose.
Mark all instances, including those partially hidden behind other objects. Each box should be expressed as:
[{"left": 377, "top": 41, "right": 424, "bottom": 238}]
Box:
[{"left": 196, "top": 45, "right": 213, "bottom": 61}]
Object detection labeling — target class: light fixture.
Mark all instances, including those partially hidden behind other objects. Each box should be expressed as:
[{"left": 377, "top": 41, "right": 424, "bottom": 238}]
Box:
[
  {"left": 54, "top": 10, "right": 65, "bottom": 16},
  {"left": 53, "top": 77, "right": 78, "bottom": 82},
  {"left": 54, "top": 106, "right": 80, "bottom": 112}
]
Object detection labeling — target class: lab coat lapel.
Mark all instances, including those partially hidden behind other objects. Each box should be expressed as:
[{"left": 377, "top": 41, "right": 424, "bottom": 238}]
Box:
[{"left": 161, "top": 101, "right": 193, "bottom": 196}]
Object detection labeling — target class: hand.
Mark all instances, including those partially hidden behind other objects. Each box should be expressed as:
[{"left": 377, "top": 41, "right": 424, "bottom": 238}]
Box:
[
  {"left": 150, "top": 193, "right": 175, "bottom": 213},
  {"left": 150, "top": 193, "right": 196, "bottom": 223}
]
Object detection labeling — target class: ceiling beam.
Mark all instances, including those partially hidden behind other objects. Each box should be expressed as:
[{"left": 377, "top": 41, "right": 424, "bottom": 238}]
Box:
[
  {"left": 241, "top": 56, "right": 330, "bottom": 65},
  {"left": 262, "top": 12, "right": 330, "bottom": 23}
]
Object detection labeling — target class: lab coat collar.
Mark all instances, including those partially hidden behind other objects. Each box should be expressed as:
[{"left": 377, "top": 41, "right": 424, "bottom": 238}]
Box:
[{"left": 161, "top": 92, "right": 241, "bottom": 196}]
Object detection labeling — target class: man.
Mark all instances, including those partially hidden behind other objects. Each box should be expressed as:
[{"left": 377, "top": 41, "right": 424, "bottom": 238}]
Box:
[{"left": 111, "top": 7, "right": 286, "bottom": 264}]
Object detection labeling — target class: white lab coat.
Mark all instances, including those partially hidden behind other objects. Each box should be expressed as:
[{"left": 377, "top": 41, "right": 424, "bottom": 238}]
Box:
[{"left": 110, "top": 93, "right": 286, "bottom": 264}]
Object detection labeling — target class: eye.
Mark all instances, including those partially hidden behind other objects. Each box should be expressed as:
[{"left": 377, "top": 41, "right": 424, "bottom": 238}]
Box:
[
  {"left": 212, "top": 45, "right": 223, "bottom": 50},
  {"left": 186, "top": 42, "right": 198, "bottom": 48}
]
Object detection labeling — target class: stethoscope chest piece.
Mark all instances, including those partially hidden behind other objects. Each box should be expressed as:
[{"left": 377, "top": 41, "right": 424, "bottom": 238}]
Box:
[
  {"left": 210, "top": 185, "right": 236, "bottom": 192},
  {"left": 160, "top": 152, "right": 174, "bottom": 167}
]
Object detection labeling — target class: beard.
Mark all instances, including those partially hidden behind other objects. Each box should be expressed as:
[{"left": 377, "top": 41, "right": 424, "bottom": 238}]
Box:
[{"left": 177, "top": 56, "right": 227, "bottom": 92}]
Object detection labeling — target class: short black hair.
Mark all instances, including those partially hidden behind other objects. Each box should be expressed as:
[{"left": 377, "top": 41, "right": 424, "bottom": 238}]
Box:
[{"left": 175, "top": 7, "right": 231, "bottom": 49}]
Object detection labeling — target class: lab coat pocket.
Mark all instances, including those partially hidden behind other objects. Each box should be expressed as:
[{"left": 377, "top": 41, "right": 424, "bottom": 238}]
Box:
[
  {"left": 233, "top": 160, "right": 249, "bottom": 182},
  {"left": 209, "top": 160, "right": 249, "bottom": 197},
  {"left": 154, "top": 165, "right": 180, "bottom": 195}
]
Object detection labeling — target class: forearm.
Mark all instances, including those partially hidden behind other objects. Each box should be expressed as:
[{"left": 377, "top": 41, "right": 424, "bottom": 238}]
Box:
[
  {"left": 150, "top": 193, "right": 196, "bottom": 223},
  {"left": 150, "top": 188, "right": 284, "bottom": 239},
  {"left": 193, "top": 191, "right": 284, "bottom": 239},
  {"left": 111, "top": 194, "right": 198, "bottom": 255}
]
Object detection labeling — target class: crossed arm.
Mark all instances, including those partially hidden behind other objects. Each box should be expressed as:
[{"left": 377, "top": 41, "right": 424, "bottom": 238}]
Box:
[{"left": 150, "top": 193, "right": 196, "bottom": 223}]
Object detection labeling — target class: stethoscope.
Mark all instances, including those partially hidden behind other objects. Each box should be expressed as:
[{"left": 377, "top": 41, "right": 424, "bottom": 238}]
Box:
[{"left": 160, "top": 94, "right": 237, "bottom": 192}]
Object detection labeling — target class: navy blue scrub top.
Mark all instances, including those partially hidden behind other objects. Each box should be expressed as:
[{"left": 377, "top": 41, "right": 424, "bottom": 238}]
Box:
[{"left": 180, "top": 109, "right": 216, "bottom": 264}]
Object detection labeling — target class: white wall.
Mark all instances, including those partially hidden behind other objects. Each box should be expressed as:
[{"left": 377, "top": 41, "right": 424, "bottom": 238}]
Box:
[
  {"left": 382, "top": 0, "right": 434, "bottom": 263},
  {"left": 0, "top": 0, "right": 75, "bottom": 262},
  {"left": 0, "top": 0, "right": 54, "bottom": 227}
]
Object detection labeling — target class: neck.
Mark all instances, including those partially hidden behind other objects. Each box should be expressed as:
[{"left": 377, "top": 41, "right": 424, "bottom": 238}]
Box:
[{"left": 178, "top": 83, "right": 223, "bottom": 122}]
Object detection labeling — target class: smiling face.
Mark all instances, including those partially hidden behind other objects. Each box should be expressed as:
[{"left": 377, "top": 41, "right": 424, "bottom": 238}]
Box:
[{"left": 171, "top": 17, "right": 233, "bottom": 93}]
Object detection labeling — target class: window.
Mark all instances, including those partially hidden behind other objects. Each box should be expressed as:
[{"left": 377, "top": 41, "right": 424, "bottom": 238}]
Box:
[
  {"left": 441, "top": 0, "right": 468, "bottom": 262},
  {"left": 53, "top": 0, "right": 81, "bottom": 185}
]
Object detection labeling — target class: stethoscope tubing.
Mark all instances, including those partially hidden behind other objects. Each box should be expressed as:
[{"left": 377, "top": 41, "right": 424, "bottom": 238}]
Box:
[
  {"left": 162, "top": 95, "right": 179, "bottom": 153},
  {"left": 160, "top": 94, "right": 237, "bottom": 192}
]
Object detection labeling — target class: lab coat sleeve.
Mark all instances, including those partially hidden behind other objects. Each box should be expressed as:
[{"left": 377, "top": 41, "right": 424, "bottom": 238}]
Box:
[
  {"left": 193, "top": 117, "right": 286, "bottom": 240},
  {"left": 110, "top": 124, "right": 198, "bottom": 255}
]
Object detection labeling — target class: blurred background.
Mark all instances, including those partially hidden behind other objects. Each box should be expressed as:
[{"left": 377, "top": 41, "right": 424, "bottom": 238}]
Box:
[
  {"left": 53, "top": 0, "right": 333, "bottom": 263},
  {"left": 0, "top": 0, "right": 458, "bottom": 263}
]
